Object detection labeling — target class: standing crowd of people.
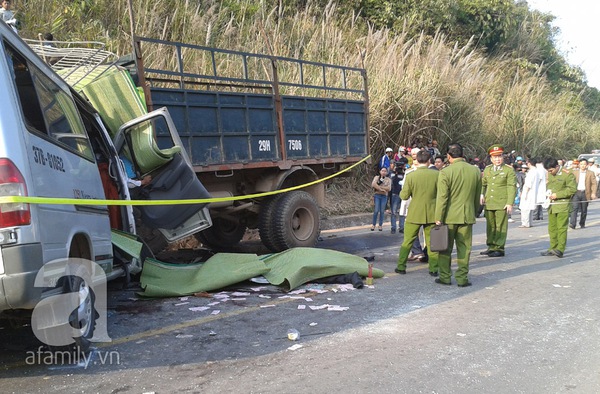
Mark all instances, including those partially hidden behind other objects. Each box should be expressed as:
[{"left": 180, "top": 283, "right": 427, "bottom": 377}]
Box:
[{"left": 372, "top": 142, "right": 599, "bottom": 287}]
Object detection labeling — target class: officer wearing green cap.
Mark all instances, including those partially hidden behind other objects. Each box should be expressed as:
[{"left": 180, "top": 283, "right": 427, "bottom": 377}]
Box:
[{"left": 480, "top": 144, "right": 517, "bottom": 257}]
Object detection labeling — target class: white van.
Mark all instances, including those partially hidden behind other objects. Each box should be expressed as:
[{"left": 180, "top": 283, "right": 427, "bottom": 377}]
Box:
[{"left": 0, "top": 22, "right": 211, "bottom": 348}]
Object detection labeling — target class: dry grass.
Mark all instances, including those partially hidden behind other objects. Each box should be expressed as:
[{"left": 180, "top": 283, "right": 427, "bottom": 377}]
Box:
[{"left": 19, "top": 0, "right": 600, "bottom": 160}]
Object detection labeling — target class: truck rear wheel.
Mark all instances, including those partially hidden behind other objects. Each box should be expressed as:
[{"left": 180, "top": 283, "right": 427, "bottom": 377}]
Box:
[
  {"left": 194, "top": 217, "right": 246, "bottom": 250},
  {"left": 271, "top": 191, "right": 320, "bottom": 252},
  {"left": 258, "top": 194, "right": 285, "bottom": 252}
]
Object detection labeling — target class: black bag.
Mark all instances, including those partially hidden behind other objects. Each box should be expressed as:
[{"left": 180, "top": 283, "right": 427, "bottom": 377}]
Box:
[{"left": 429, "top": 225, "right": 449, "bottom": 252}]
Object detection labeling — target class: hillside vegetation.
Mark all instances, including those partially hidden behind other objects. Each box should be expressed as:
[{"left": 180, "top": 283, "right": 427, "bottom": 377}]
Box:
[{"left": 16, "top": 0, "right": 600, "bottom": 161}]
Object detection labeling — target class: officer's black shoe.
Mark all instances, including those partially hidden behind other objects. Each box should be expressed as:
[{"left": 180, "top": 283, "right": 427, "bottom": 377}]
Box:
[
  {"left": 540, "top": 250, "right": 555, "bottom": 256},
  {"left": 457, "top": 282, "right": 472, "bottom": 287},
  {"left": 394, "top": 268, "right": 406, "bottom": 274},
  {"left": 487, "top": 251, "right": 505, "bottom": 257},
  {"left": 391, "top": 229, "right": 396, "bottom": 234},
  {"left": 553, "top": 250, "right": 564, "bottom": 258},
  {"left": 569, "top": 225, "right": 576, "bottom": 230},
  {"left": 429, "top": 271, "right": 438, "bottom": 277},
  {"left": 479, "top": 250, "right": 491, "bottom": 255},
  {"left": 434, "top": 278, "right": 451, "bottom": 285}
]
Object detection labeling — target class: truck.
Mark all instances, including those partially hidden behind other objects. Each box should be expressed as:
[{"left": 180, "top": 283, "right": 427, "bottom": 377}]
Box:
[{"left": 123, "top": 36, "right": 370, "bottom": 253}]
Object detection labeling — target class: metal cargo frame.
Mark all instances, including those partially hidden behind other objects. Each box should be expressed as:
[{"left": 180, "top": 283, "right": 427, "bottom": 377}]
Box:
[{"left": 131, "top": 37, "right": 370, "bottom": 173}]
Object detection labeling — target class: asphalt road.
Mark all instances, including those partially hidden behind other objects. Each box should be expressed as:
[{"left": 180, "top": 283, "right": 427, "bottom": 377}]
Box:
[{"left": 1, "top": 207, "right": 600, "bottom": 393}]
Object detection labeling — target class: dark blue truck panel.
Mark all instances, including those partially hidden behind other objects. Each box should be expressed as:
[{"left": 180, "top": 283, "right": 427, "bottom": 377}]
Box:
[
  {"left": 152, "top": 89, "right": 367, "bottom": 166},
  {"left": 134, "top": 37, "right": 369, "bottom": 170}
]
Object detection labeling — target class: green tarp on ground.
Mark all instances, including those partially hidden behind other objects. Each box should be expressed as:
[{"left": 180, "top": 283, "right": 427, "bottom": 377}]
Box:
[
  {"left": 138, "top": 248, "right": 385, "bottom": 297},
  {"left": 261, "top": 247, "right": 384, "bottom": 292},
  {"left": 140, "top": 253, "right": 270, "bottom": 298}
]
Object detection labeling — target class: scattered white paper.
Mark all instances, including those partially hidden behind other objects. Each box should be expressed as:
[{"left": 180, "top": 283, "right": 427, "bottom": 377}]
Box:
[
  {"left": 297, "top": 305, "right": 306, "bottom": 310},
  {"left": 289, "top": 289, "right": 307, "bottom": 295},
  {"left": 287, "top": 344, "right": 303, "bottom": 351},
  {"left": 231, "top": 292, "right": 251, "bottom": 296},
  {"left": 309, "top": 322, "right": 318, "bottom": 326},
  {"left": 304, "top": 298, "right": 313, "bottom": 302},
  {"left": 179, "top": 297, "right": 189, "bottom": 301},
  {"left": 327, "top": 305, "right": 349, "bottom": 311},
  {"left": 207, "top": 302, "right": 220, "bottom": 306},
  {"left": 309, "top": 304, "right": 329, "bottom": 310},
  {"left": 211, "top": 310, "right": 220, "bottom": 315},
  {"left": 174, "top": 302, "right": 189, "bottom": 306},
  {"left": 485, "top": 287, "right": 494, "bottom": 290},
  {"left": 259, "top": 294, "right": 272, "bottom": 299},
  {"left": 260, "top": 304, "right": 276, "bottom": 308},
  {"left": 457, "top": 333, "right": 467, "bottom": 337},
  {"left": 176, "top": 334, "right": 193, "bottom": 339},
  {"left": 552, "top": 284, "right": 562, "bottom": 288},
  {"left": 189, "top": 306, "right": 210, "bottom": 312},
  {"left": 232, "top": 298, "right": 247, "bottom": 301},
  {"left": 251, "top": 287, "right": 267, "bottom": 292},
  {"left": 411, "top": 305, "right": 422, "bottom": 309}
]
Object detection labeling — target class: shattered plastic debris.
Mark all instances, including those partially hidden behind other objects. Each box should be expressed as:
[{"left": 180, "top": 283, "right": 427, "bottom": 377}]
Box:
[
  {"left": 249, "top": 276, "right": 269, "bottom": 284},
  {"left": 327, "top": 305, "right": 349, "bottom": 311},
  {"left": 287, "top": 329, "right": 300, "bottom": 341},
  {"left": 189, "top": 306, "right": 211, "bottom": 312}
]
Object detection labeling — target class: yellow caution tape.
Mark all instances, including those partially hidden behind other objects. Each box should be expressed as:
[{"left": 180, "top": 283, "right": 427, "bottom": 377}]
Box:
[{"left": 0, "top": 155, "right": 371, "bottom": 206}]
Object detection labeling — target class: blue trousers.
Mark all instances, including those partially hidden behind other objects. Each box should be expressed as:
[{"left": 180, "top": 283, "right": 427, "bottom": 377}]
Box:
[{"left": 372, "top": 194, "right": 387, "bottom": 226}]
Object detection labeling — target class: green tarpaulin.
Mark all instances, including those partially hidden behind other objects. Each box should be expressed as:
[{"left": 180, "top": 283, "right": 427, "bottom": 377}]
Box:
[
  {"left": 140, "top": 253, "right": 270, "bottom": 298},
  {"left": 139, "top": 248, "right": 385, "bottom": 297},
  {"left": 261, "top": 247, "right": 384, "bottom": 292}
]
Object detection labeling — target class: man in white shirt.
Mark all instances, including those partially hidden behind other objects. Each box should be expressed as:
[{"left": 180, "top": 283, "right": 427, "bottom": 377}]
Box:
[
  {"left": 519, "top": 158, "right": 539, "bottom": 228},
  {"left": 533, "top": 158, "right": 547, "bottom": 220}
]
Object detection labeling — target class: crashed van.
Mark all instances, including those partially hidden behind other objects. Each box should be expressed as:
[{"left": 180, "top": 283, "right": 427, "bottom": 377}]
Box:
[{"left": 0, "top": 22, "right": 211, "bottom": 347}]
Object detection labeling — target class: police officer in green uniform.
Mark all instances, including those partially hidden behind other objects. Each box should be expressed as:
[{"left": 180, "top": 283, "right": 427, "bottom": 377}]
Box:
[
  {"left": 435, "top": 143, "right": 482, "bottom": 287},
  {"left": 395, "top": 150, "right": 439, "bottom": 276},
  {"left": 480, "top": 145, "right": 517, "bottom": 257},
  {"left": 540, "top": 158, "right": 576, "bottom": 258}
]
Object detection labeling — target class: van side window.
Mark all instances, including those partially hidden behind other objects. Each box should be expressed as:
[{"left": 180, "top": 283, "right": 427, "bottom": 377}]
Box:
[{"left": 3, "top": 41, "right": 94, "bottom": 161}]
